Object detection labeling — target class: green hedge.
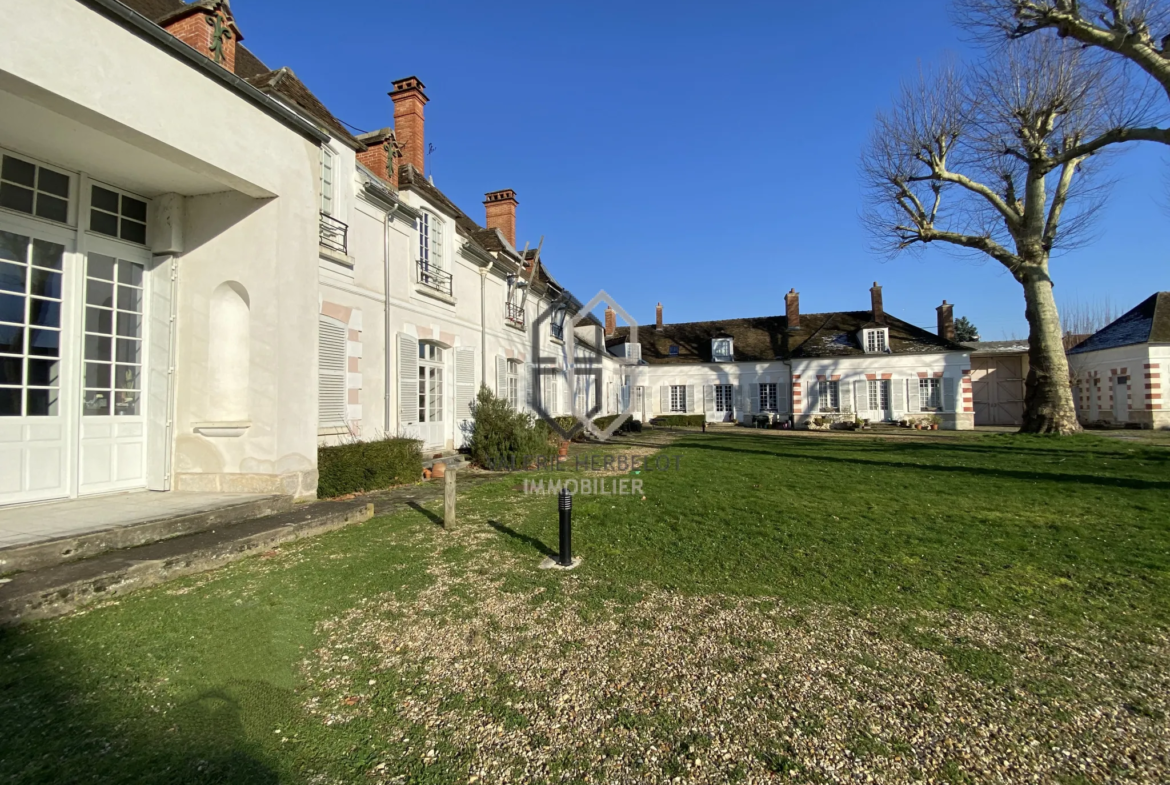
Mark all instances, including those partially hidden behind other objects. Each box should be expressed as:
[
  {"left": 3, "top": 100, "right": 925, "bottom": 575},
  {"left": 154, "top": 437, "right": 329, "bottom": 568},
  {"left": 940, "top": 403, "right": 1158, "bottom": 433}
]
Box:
[
  {"left": 650, "top": 414, "right": 706, "bottom": 427},
  {"left": 592, "top": 415, "right": 643, "bottom": 435},
  {"left": 317, "top": 437, "right": 423, "bottom": 497}
]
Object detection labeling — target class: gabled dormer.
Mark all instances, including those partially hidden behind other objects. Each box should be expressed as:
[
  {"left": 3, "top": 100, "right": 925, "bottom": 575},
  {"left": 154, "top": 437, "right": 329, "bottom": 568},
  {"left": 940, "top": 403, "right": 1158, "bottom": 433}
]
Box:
[
  {"left": 711, "top": 332, "right": 734, "bottom": 362},
  {"left": 860, "top": 327, "right": 889, "bottom": 353}
]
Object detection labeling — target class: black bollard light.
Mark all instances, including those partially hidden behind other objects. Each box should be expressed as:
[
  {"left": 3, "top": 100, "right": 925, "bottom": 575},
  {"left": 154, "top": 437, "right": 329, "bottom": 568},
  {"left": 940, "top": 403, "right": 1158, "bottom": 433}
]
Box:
[{"left": 558, "top": 488, "right": 573, "bottom": 566}]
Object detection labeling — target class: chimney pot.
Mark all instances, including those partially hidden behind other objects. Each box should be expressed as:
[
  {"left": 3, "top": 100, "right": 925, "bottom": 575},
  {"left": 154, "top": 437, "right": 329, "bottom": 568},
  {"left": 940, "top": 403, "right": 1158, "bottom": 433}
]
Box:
[
  {"left": 655, "top": 302, "right": 664, "bottom": 331},
  {"left": 390, "top": 76, "right": 429, "bottom": 175},
  {"left": 785, "top": 289, "right": 800, "bottom": 329},
  {"left": 870, "top": 282, "right": 885, "bottom": 325},
  {"left": 483, "top": 189, "right": 519, "bottom": 248},
  {"left": 936, "top": 300, "right": 955, "bottom": 341}
]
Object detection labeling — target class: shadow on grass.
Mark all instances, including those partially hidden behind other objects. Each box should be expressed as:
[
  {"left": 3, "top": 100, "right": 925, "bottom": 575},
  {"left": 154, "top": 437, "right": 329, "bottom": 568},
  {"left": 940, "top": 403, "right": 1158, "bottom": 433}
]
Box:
[
  {"left": 682, "top": 440, "right": 1170, "bottom": 491},
  {"left": 487, "top": 519, "right": 556, "bottom": 558},
  {"left": 407, "top": 501, "right": 443, "bottom": 527},
  {"left": 0, "top": 627, "right": 281, "bottom": 784}
]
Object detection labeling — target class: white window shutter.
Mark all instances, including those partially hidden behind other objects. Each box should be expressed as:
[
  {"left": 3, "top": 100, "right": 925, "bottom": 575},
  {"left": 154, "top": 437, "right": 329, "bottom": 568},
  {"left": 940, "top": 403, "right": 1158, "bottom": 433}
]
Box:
[
  {"left": 891, "top": 377, "right": 905, "bottom": 414},
  {"left": 854, "top": 381, "right": 867, "bottom": 414},
  {"left": 562, "top": 368, "right": 571, "bottom": 415},
  {"left": 914, "top": 378, "right": 924, "bottom": 411},
  {"left": 455, "top": 348, "right": 475, "bottom": 419},
  {"left": 526, "top": 366, "right": 536, "bottom": 410},
  {"left": 686, "top": 384, "right": 697, "bottom": 413},
  {"left": 658, "top": 385, "right": 667, "bottom": 414},
  {"left": 808, "top": 380, "right": 821, "bottom": 413},
  {"left": 777, "top": 381, "right": 788, "bottom": 414},
  {"left": 943, "top": 376, "right": 957, "bottom": 412},
  {"left": 704, "top": 384, "right": 714, "bottom": 412},
  {"left": 397, "top": 333, "right": 418, "bottom": 426},
  {"left": 319, "top": 316, "right": 348, "bottom": 427},
  {"left": 496, "top": 357, "right": 508, "bottom": 398},
  {"left": 840, "top": 380, "right": 853, "bottom": 413}
]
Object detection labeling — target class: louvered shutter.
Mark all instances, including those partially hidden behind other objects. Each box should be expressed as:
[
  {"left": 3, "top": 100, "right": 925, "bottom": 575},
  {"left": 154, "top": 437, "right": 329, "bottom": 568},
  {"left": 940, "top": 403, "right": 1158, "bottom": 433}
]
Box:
[
  {"left": 686, "top": 384, "right": 697, "bottom": 413},
  {"left": 912, "top": 378, "right": 923, "bottom": 412},
  {"left": 891, "top": 377, "right": 905, "bottom": 414},
  {"left": 808, "top": 380, "right": 821, "bottom": 413},
  {"left": 455, "top": 348, "right": 475, "bottom": 419},
  {"left": 661, "top": 385, "right": 670, "bottom": 414},
  {"left": 398, "top": 333, "right": 418, "bottom": 425},
  {"left": 840, "top": 380, "right": 853, "bottom": 413},
  {"left": 854, "top": 381, "right": 867, "bottom": 415},
  {"left": 526, "top": 365, "right": 536, "bottom": 410},
  {"left": 776, "top": 381, "right": 788, "bottom": 414},
  {"left": 942, "top": 376, "right": 956, "bottom": 412},
  {"left": 319, "top": 316, "right": 348, "bottom": 427},
  {"left": 562, "top": 367, "right": 571, "bottom": 415},
  {"left": 496, "top": 356, "right": 508, "bottom": 399},
  {"left": 704, "top": 385, "right": 714, "bottom": 412}
]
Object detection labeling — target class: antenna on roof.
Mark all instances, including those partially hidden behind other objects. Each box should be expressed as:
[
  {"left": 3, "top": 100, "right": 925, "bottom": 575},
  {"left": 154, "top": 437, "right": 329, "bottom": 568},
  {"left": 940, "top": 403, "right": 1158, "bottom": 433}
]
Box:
[{"left": 426, "top": 142, "right": 437, "bottom": 181}]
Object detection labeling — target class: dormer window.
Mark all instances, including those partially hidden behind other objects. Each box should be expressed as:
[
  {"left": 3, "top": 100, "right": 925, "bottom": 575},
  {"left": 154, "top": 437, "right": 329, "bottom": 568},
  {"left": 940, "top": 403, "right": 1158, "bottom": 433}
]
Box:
[
  {"left": 712, "top": 337, "right": 733, "bottom": 362},
  {"left": 863, "top": 328, "right": 889, "bottom": 353},
  {"left": 669, "top": 345, "right": 680, "bottom": 357}
]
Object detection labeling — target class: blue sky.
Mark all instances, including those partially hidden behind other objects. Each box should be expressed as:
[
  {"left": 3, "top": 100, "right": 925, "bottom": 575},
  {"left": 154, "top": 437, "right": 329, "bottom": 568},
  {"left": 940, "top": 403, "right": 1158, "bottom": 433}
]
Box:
[{"left": 239, "top": 0, "right": 1168, "bottom": 338}]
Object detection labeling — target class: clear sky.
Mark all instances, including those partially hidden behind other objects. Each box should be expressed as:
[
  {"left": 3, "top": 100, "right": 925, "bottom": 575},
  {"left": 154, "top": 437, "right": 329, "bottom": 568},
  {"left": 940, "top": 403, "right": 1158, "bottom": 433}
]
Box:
[{"left": 237, "top": 0, "right": 1169, "bottom": 338}]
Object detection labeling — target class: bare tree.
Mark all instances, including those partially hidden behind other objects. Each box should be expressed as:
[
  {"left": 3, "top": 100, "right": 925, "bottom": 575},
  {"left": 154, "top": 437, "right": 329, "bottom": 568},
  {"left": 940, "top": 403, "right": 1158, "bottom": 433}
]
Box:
[
  {"left": 1059, "top": 295, "right": 1120, "bottom": 340},
  {"left": 862, "top": 38, "right": 1153, "bottom": 433}
]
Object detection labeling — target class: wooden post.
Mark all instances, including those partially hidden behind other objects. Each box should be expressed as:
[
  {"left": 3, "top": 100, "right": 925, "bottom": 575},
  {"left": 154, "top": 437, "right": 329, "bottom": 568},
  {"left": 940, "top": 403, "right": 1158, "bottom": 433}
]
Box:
[{"left": 443, "top": 466, "right": 456, "bottom": 528}]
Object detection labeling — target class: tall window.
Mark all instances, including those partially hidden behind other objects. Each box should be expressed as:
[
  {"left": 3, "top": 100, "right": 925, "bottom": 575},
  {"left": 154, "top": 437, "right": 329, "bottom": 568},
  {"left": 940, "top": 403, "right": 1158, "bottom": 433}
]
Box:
[
  {"left": 864, "top": 329, "right": 888, "bottom": 353},
  {"left": 83, "top": 254, "right": 143, "bottom": 416},
  {"left": 90, "top": 185, "right": 147, "bottom": 245},
  {"left": 670, "top": 384, "right": 687, "bottom": 413},
  {"left": 759, "top": 383, "right": 778, "bottom": 412},
  {"left": 714, "top": 383, "right": 733, "bottom": 412},
  {"left": 419, "top": 210, "right": 443, "bottom": 269},
  {"left": 320, "top": 147, "right": 335, "bottom": 216},
  {"left": 0, "top": 154, "right": 70, "bottom": 224},
  {"left": 818, "top": 380, "right": 840, "bottom": 412},
  {"left": 0, "top": 231, "right": 64, "bottom": 416},
  {"left": 919, "top": 378, "right": 941, "bottom": 410},
  {"left": 418, "top": 342, "right": 444, "bottom": 423},
  {"left": 507, "top": 360, "right": 520, "bottom": 410},
  {"left": 867, "top": 379, "right": 890, "bottom": 411}
]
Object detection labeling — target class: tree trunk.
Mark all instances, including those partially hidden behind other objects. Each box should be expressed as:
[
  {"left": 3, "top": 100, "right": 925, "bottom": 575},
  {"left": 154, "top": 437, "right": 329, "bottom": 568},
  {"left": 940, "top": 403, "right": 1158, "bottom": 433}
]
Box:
[{"left": 1019, "top": 266, "right": 1081, "bottom": 434}]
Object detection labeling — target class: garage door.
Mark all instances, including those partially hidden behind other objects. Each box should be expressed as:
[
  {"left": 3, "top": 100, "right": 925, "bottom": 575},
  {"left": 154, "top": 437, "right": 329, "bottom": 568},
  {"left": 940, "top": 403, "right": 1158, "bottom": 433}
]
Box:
[{"left": 970, "top": 355, "right": 1025, "bottom": 426}]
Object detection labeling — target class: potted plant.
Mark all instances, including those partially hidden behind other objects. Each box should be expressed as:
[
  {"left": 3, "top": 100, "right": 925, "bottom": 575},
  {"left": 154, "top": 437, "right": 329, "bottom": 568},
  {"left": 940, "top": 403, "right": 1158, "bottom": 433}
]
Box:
[
  {"left": 431, "top": 461, "right": 446, "bottom": 479},
  {"left": 557, "top": 440, "right": 570, "bottom": 460},
  {"left": 929, "top": 414, "right": 942, "bottom": 431}
]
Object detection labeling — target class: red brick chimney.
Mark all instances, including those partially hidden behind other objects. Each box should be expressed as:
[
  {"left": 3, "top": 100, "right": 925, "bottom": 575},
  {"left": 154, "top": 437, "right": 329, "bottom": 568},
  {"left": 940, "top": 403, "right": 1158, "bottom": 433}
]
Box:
[
  {"left": 870, "top": 282, "right": 885, "bottom": 325},
  {"left": 160, "top": 1, "right": 242, "bottom": 72},
  {"left": 937, "top": 300, "right": 955, "bottom": 341},
  {"left": 356, "top": 129, "right": 398, "bottom": 188},
  {"left": 484, "top": 190, "right": 518, "bottom": 248},
  {"left": 785, "top": 289, "right": 800, "bottom": 329},
  {"left": 604, "top": 305, "right": 617, "bottom": 337},
  {"left": 391, "top": 76, "right": 428, "bottom": 174},
  {"left": 655, "top": 302, "right": 664, "bottom": 331}
]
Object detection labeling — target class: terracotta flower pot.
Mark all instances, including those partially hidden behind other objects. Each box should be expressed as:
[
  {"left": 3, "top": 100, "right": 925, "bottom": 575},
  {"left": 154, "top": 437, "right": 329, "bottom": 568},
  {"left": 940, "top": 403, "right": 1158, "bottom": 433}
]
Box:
[
  {"left": 931, "top": 424, "right": 939, "bottom": 430},
  {"left": 558, "top": 441, "right": 570, "bottom": 458},
  {"left": 422, "top": 468, "right": 432, "bottom": 480},
  {"left": 431, "top": 461, "right": 446, "bottom": 479}
]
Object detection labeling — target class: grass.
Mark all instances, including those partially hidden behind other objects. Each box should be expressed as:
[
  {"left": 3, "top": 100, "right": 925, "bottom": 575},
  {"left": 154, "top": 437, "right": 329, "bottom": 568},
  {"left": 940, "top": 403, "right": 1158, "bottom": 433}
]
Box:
[{"left": 1, "top": 429, "right": 1167, "bottom": 783}]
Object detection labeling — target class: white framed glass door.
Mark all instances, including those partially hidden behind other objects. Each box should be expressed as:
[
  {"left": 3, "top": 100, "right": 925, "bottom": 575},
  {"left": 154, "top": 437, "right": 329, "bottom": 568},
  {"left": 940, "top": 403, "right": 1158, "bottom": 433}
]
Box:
[
  {"left": 418, "top": 343, "right": 445, "bottom": 449},
  {"left": 77, "top": 240, "right": 148, "bottom": 494},
  {"left": 0, "top": 221, "right": 73, "bottom": 504}
]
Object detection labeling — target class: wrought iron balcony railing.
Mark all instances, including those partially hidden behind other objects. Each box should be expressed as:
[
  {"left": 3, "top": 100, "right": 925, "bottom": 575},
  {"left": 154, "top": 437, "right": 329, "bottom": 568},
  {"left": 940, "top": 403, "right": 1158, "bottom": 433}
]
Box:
[
  {"left": 550, "top": 322, "right": 564, "bottom": 340},
  {"left": 505, "top": 302, "right": 526, "bottom": 327},
  {"left": 417, "top": 260, "right": 452, "bottom": 296},
  {"left": 319, "top": 212, "right": 348, "bottom": 255}
]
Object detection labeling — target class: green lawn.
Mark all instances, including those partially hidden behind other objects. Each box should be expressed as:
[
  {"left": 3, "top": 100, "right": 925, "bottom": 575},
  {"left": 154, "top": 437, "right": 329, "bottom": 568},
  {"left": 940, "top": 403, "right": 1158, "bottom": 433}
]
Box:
[{"left": 2, "top": 430, "right": 1168, "bottom": 784}]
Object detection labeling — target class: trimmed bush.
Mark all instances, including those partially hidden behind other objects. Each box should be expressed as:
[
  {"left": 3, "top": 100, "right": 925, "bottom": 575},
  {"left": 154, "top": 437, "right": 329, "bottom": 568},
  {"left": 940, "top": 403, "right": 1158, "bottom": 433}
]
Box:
[
  {"left": 317, "top": 436, "right": 423, "bottom": 497},
  {"left": 592, "top": 415, "right": 644, "bottom": 435},
  {"left": 467, "top": 387, "right": 555, "bottom": 469},
  {"left": 650, "top": 414, "right": 706, "bottom": 427}
]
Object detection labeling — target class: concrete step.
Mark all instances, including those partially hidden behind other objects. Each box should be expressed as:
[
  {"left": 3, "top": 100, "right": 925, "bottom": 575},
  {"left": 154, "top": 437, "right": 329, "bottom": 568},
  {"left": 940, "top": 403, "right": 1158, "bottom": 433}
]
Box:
[
  {"left": 0, "top": 495, "right": 294, "bottom": 575},
  {"left": 0, "top": 500, "right": 373, "bottom": 625}
]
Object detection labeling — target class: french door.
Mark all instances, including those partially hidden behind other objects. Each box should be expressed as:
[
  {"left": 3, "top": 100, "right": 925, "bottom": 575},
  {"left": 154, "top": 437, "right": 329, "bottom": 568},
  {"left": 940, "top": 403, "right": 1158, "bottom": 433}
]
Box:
[{"left": 418, "top": 343, "right": 445, "bottom": 449}]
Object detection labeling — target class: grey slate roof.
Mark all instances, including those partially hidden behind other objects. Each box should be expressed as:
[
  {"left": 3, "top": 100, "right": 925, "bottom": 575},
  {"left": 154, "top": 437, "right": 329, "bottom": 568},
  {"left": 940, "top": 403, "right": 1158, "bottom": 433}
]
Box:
[
  {"left": 609, "top": 311, "right": 966, "bottom": 364},
  {"left": 1068, "top": 293, "right": 1170, "bottom": 354},
  {"left": 244, "top": 67, "right": 359, "bottom": 147},
  {"left": 963, "top": 340, "right": 1029, "bottom": 355}
]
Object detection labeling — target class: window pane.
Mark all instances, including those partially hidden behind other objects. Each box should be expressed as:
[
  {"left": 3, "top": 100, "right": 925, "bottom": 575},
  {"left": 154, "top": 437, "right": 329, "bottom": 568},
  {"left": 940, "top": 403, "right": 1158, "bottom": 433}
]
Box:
[
  {"left": 32, "top": 240, "right": 64, "bottom": 270},
  {"left": 115, "top": 365, "right": 138, "bottom": 390},
  {"left": 91, "top": 185, "right": 119, "bottom": 213},
  {"left": 0, "top": 293, "right": 22, "bottom": 324},
  {"left": 28, "top": 298, "right": 60, "bottom": 328},
  {"left": 29, "top": 328, "right": 59, "bottom": 357},
  {"left": 117, "top": 261, "right": 143, "bottom": 287},
  {"left": 29, "top": 268, "right": 61, "bottom": 299},
  {"left": 115, "top": 312, "right": 140, "bottom": 337},
  {"left": 86, "top": 306, "right": 112, "bottom": 334},
  {"left": 117, "top": 284, "right": 142, "bottom": 313},
  {"left": 85, "top": 334, "right": 110, "bottom": 361},
  {"left": 0, "top": 184, "right": 34, "bottom": 215},
  {"left": 0, "top": 324, "right": 22, "bottom": 354},
  {"left": 85, "top": 362, "right": 110, "bottom": 388},
  {"left": 114, "top": 390, "right": 139, "bottom": 416},
  {"left": 26, "top": 388, "right": 58, "bottom": 416},
  {"left": 27, "top": 359, "right": 58, "bottom": 386},
  {"left": 0, "top": 261, "right": 26, "bottom": 294},
  {"left": 2, "top": 156, "right": 35, "bottom": 187},
  {"left": 90, "top": 209, "right": 118, "bottom": 237},
  {"left": 115, "top": 338, "right": 140, "bottom": 364},
  {"left": 86, "top": 279, "right": 113, "bottom": 308},
  {"left": 0, "top": 356, "right": 21, "bottom": 385},
  {"left": 35, "top": 195, "right": 68, "bottom": 223},
  {"left": 119, "top": 219, "right": 146, "bottom": 245},
  {"left": 37, "top": 167, "right": 69, "bottom": 198},
  {"left": 121, "top": 195, "right": 147, "bottom": 222},
  {"left": 0, "top": 386, "right": 20, "bottom": 416},
  {"left": 0, "top": 231, "right": 28, "bottom": 263},
  {"left": 84, "top": 390, "right": 110, "bottom": 416},
  {"left": 88, "top": 254, "right": 115, "bottom": 281}
]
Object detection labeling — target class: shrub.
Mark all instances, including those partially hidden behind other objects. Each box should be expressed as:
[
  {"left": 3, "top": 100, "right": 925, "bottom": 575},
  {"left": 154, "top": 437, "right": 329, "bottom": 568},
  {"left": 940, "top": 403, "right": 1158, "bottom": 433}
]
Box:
[
  {"left": 650, "top": 414, "right": 706, "bottom": 427},
  {"left": 317, "top": 436, "right": 423, "bottom": 498},
  {"left": 467, "top": 386, "right": 555, "bottom": 469},
  {"left": 592, "top": 415, "right": 644, "bottom": 435}
]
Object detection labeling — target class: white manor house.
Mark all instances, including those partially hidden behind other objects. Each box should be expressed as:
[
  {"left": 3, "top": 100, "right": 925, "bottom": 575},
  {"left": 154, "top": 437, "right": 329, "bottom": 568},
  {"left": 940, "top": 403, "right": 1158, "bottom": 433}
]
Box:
[{"left": 1, "top": 0, "right": 1163, "bottom": 511}]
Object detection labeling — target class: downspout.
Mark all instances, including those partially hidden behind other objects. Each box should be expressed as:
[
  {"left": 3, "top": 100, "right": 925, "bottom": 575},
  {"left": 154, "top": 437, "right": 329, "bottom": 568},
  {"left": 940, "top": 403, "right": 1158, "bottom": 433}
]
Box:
[{"left": 384, "top": 208, "right": 394, "bottom": 434}]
